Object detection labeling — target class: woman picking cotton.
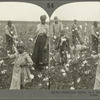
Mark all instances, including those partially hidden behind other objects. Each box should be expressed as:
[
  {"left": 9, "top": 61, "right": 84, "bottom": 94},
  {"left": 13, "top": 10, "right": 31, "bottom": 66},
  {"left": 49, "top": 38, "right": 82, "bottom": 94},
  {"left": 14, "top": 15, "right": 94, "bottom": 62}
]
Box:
[
  {"left": 32, "top": 15, "right": 49, "bottom": 71},
  {"left": 8, "top": 42, "right": 33, "bottom": 89}
]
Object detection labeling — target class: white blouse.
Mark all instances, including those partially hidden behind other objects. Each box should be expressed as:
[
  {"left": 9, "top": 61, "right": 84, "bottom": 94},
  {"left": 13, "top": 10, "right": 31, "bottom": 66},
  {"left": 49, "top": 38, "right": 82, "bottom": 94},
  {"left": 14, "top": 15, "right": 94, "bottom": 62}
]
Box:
[{"left": 36, "top": 23, "right": 49, "bottom": 36}]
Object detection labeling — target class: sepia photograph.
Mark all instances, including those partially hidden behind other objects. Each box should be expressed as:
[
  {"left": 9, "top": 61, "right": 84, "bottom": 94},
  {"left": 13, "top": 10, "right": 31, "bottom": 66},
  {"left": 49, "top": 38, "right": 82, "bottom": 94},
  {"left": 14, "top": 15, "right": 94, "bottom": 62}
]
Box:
[
  {"left": 50, "top": 2, "right": 100, "bottom": 89},
  {"left": 0, "top": 0, "right": 100, "bottom": 93},
  {"left": 0, "top": 2, "right": 49, "bottom": 90},
  {"left": 0, "top": 0, "right": 100, "bottom": 99}
]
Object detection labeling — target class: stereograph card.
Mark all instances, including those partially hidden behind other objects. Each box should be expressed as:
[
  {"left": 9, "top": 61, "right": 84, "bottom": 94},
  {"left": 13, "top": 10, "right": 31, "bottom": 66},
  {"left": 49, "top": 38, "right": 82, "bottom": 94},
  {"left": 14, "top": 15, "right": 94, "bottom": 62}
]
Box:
[{"left": 0, "top": 0, "right": 99, "bottom": 99}]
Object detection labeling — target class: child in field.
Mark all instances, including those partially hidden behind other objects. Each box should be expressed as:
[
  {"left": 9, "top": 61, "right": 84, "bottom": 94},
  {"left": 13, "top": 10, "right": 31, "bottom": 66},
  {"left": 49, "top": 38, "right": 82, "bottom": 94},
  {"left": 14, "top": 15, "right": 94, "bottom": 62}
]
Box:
[
  {"left": 8, "top": 42, "right": 33, "bottom": 89},
  {"left": 56, "top": 29, "right": 70, "bottom": 64}
]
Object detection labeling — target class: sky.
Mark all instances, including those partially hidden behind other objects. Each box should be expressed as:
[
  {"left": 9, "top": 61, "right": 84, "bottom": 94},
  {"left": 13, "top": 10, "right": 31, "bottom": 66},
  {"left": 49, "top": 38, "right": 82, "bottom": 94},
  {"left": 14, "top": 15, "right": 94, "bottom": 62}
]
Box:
[
  {"left": 51, "top": 2, "right": 100, "bottom": 21},
  {"left": 0, "top": 2, "right": 49, "bottom": 21}
]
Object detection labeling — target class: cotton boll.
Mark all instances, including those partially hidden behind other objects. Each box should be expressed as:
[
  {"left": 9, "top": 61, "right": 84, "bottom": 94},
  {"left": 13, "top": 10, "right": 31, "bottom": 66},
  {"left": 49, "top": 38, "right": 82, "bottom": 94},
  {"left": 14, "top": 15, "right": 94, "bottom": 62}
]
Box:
[
  {"left": 51, "top": 66, "right": 54, "bottom": 69},
  {"left": 38, "top": 73, "right": 42, "bottom": 78},
  {"left": 66, "top": 27, "right": 69, "bottom": 30},
  {"left": 29, "top": 38, "right": 33, "bottom": 42},
  {"left": 30, "top": 74, "right": 34, "bottom": 79},
  {"left": 68, "top": 59, "right": 72, "bottom": 64},
  {"left": 54, "top": 36, "right": 57, "bottom": 39},
  {"left": 95, "top": 62, "right": 98, "bottom": 65},
  {"left": 67, "top": 54, "right": 71, "bottom": 59},
  {"left": 0, "top": 60, "right": 4, "bottom": 67},
  {"left": 60, "top": 69, "right": 65, "bottom": 73},
  {"left": 82, "top": 54, "right": 85, "bottom": 58},
  {"left": 1, "top": 70, "right": 7, "bottom": 74},
  {"left": 45, "top": 66, "right": 49, "bottom": 69},
  {"left": 71, "top": 82, "right": 74, "bottom": 85},
  {"left": 31, "top": 67, "right": 35, "bottom": 70},
  {"left": 84, "top": 71, "right": 88, "bottom": 74},
  {"left": 30, "top": 53, "right": 32, "bottom": 56},
  {"left": 66, "top": 63, "right": 69, "bottom": 67},
  {"left": 70, "top": 87, "right": 75, "bottom": 90},
  {"left": 0, "top": 60, "right": 4, "bottom": 64},
  {"left": 61, "top": 38, "right": 66, "bottom": 42},
  {"left": 64, "top": 65, "right": 69, "bottom": 71},
  {"left": 77, "top": 77, "right": 81, "bottom": 83},
  {"left": 77, "top": 54, "right": 80, "bottom": 59},
  {"left": 13, "top": 45, "right": 18, "bottom": 53},
  {"left": 7, "top": 50, "right": 10, "bottom": 54},
  {"left": 75, "top": 28, "right": 78, "bottom": 30},
  {"left": 50, "top": 53, "right": 53, "bottom": 56},
  {"left": 14, "top": 40, "right": 18, "bottom": 44},
  {"left": 38, "top": 83, "right": 42, "bottom": 87},
  {"left": 83, "top": 60, "right": 88, "bottom": 64},
  {"left": 43, "top": 77, "right": 49, "bottom": 81},
  {"left": 20, "top": 41, "right": 23, "bottom": 44},
  {"left": 62, "top": 72, "right": 67, "bottom": 77},
  {"left": 10, "top": 31, "right": 13, "bottom": 34},
  {"left": 46, "top": 82, "right": 49, "bottom": 86},
  {"left": 96, "top": 32, "right": 99, "bottom": 35},
  {"left": 79, "top": 25, "right": 82, "bottom": 29},
  {"left": 84, "top": 70, "right": 91, "bottom": 74},
  {"left": 13, "top": 35, "right": 17, "bottom": 39}
]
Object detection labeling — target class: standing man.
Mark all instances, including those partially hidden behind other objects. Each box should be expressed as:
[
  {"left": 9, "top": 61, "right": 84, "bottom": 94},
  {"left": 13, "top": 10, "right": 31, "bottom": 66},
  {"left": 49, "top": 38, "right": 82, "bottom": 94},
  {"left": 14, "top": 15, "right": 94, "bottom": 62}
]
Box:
[
  {"left": 51, "top": 16, "right": 63, "bottom": 49},
  {"left": 71, "top": 19, "right": 82, "bottom": 47},
  {"left": 5, "top": 21, "right": 17, "bottom": 53},
  {"left": 91, "top": 21, "right": 100, "bottom": 54}
]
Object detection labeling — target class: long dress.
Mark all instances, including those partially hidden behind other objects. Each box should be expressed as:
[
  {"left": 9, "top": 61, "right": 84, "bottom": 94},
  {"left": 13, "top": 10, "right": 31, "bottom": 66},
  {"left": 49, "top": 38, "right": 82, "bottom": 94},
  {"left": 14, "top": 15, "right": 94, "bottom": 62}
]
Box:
[
  {"left": 9, "top": 52, "right": 33, "bottom": 90},
  {"left": 32, "top": 23, "right": 49, "bottom": 70}
]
